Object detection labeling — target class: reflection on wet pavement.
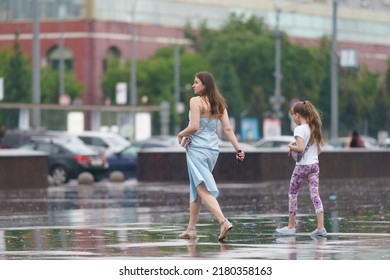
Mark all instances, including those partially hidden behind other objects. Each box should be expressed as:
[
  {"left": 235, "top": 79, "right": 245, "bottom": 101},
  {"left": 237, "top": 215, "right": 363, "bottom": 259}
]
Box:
[{"left": 0, "top": 178, "right": 389, "bottom": 259}]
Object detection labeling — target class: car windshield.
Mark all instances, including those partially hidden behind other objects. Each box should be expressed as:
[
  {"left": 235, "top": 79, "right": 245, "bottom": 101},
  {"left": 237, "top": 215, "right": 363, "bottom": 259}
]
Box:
[
  {"left": 105, "top": 136, "right": 129, "bottom": 146},
  {"left": 18, "top": 143, "right": 35, "bottom": 150},
  {"left": 120, "top": 145, "right": 139, "bottom": 156},
  {"left": 59, "top": 135, "right": 86, "bottom": 146},
  {"left": 60, "top": 140, "right": 95, "bottom": 154}
]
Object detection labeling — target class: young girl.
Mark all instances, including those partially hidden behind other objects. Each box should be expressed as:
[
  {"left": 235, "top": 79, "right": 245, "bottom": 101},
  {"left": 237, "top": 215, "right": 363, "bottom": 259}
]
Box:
[{"left": 276, "top": 100, "right": 327, "bottom": 236}]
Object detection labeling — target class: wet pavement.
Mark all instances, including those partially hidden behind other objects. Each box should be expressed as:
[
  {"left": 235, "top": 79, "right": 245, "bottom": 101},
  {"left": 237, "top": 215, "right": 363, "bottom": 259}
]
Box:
[{"left": 0, "top": 178, "right": 389, "bottom": 260}]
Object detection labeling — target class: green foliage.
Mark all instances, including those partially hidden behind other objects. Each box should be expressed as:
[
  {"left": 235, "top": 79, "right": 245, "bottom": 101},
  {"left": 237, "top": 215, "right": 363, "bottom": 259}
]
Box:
[
  {"left": 185, "top": 13, "right": 329, "bottom": 134},
  {"left": 184, "top": 14, "right": 275, "bottom": 128},
  {"left": 3, "top": 33, "right": 32, "bottom": 103},
  {"left": 338, "top": 66, "right": 384, "bottom": 136},
  {"left": 63, "top": 70, "right": 84, "bottom": 102},
  {"left": 41, "top": 66, "right": 84, "bottom": 104},
  {"left": 0, "top": 34, "right": 32, "bottom": 128},
  {"left": 0, "top": 47, "right": 10, "bottom": 75},
  {"left": 182, "top": 13, "right": 389, "bottom": 138},
  {"left": 0, "top": 33, "right": 84, "bottom": 128},
  {"left": 101, "top": 59, "right": 129, "bottom": 105},
  {"left": 101, "top": 46, "right": 210, "bottom": 134},
  {"left": 39, "top": 66, "right": 84, "bottom": 131},
  {"left": 386, "top": 58, "right": 390, "bottom": 98}
]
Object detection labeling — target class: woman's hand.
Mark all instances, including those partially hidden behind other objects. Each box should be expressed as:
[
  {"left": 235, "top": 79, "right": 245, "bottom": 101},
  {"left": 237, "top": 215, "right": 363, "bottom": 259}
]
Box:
[
  {"left": 177, "top": 134, "right": 184, "bottom": 145},
  {"left": 236, "top": 150, "right": 245, "bottom": 163}
]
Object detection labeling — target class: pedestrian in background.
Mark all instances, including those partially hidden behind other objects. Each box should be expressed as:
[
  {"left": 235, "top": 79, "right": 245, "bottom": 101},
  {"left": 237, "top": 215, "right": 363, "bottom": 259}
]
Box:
[
  {"left": 177, "top": 71, "right": 245, "bottom": 241},
  {"left": 276, "top": 100, "right": 327, "bottom": 237},
  {"left": 0, "top": 125, "right": 7, "bottom": 148},
  {"left": 350, "top": 130, "right": 365, "bottom": 148}
]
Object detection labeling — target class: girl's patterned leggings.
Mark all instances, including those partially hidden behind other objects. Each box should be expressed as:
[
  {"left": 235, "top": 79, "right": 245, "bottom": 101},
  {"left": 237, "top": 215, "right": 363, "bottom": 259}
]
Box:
[{"left": 288, "top": 163, "right": 324, "bottom": 216}]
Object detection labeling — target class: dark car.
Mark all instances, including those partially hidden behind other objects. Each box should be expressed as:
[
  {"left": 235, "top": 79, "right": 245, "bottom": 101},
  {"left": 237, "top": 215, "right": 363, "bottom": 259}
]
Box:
[
  {"left": 18, "top": 137, "right": 108, "bottom": 185},
  {"left": 106, "top": 136, "right": 181, "bottom": 179},
  {"left": 106, "top": 144, "right": 138, "bottom": 179}
]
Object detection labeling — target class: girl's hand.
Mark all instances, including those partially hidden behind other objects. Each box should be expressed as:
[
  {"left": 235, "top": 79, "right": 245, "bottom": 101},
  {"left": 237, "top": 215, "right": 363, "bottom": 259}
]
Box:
[{"left": 288, "top": 142, "right": 297, "bottom": 150}]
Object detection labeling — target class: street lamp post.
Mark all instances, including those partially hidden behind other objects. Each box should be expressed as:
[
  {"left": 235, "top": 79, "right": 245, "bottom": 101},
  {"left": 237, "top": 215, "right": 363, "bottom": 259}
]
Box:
[
  {"left": 330, "top": 0, "right": 339, "bottom": 139},
  {"left": 128, "top": 0, "right": 138, "bottom": 140},
  {"left": 270, "top": 0, "right": 284, "bottom": 120},
  {"left": 32, "top": 0, "right": 41, "bottom": 128},
  {"left": 174, "top": 42, "right": 180, "bottom": 134},
  {"left": 59, "top": 2, "right": 65, "bottom": 99},
  {"left": 130, "top": 0, "right": 137, "bottom": 107}
]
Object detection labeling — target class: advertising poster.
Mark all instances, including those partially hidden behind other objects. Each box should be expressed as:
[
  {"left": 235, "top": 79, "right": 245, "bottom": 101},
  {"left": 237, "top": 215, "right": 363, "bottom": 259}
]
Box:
[
  {"left": 240, "top": 118, "right": 259, "bottom": 143},
  {"left": 263, "top": 118, "right": 281, "bottom": 138}
]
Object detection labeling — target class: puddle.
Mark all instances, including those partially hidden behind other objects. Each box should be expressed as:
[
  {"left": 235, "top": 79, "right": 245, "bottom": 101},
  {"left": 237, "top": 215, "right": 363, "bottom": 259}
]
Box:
[{"left": 0, "top": 178, "right": 389, "bottom": 259}]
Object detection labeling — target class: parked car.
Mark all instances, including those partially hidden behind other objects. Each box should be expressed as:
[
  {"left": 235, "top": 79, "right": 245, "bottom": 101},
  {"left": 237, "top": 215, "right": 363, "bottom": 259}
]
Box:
[
  {"left": 105, "top": 144, "right": 138, "bottom": 179},
  {"left": 219, "top": 139, "right": 256, "bottom": 151},
  {"left": 73, "top": 131, "right": 130, "bottom": 155},
  {"left": 253, "top": 135, "right": 295, "bottom": 149},
  {"left": 1, "top": 129, "right": 82, "bottom": 149},
  {"left": 105, "top": 136, "right": 181, "bottom": 179},
  {"left": 379, "top": 137, "right": 390, "bottom": 148},
  {"left": 18, "top": 137, "right": 108, "bottom": 185},
  {"left": 253, "top": 135, "right": 335, "bottom": 151},
  {"left": 327, "top": 137, "right": 350, "bottom": 149}
]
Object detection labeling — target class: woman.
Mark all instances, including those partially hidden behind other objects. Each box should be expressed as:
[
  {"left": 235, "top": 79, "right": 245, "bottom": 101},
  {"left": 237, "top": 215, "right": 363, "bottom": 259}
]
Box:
[
  {"left": 350, "top": 130, "right": 365, "bottom": 148},
  {"left": 276, "top": 100, "right": 327, "bottom": 236},
  {"left": 177, "top": 71, "right": 245, "bottom": 241}
]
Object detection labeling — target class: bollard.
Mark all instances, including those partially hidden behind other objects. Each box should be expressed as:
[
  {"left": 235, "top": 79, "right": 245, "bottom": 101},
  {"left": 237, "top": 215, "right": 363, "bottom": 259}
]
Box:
[
  {"left": 47, "top": 175, "right": 55, "bottom": 186},
  {"left": 109, "top": 171, "right": 125, "bottom": 182},
  {"left": 78, "top": 172, "right": 94, "bottom": 185}
]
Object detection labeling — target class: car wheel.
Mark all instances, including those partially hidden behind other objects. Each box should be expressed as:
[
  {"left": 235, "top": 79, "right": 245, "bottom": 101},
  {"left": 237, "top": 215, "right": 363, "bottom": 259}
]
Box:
[{"left": 50, "top": 165, "right": 69, "bottom": 185}]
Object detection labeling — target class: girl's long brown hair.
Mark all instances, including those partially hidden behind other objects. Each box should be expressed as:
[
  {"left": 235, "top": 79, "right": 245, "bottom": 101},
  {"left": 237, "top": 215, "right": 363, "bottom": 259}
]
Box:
[
  {"left": 291, "top": 100, "right": 324, "bottom": 147},
  {"left": 195, "top": 71, "right": 227, "bottom": 118}
]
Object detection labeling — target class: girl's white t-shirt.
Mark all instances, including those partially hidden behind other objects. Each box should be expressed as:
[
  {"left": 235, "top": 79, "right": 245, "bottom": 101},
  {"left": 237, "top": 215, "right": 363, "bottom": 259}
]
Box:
[{"left": 293, "top": 124, "right": 319, "bottom": 165}]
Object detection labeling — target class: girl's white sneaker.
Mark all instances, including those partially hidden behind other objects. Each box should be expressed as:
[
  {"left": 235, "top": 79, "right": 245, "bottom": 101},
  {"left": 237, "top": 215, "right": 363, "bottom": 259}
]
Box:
[{"left": 276, "top": 226, "right": 296, "bottom": 235}]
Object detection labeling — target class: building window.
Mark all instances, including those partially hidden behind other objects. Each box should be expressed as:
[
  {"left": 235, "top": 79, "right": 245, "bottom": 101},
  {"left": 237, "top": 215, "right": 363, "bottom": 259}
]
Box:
[
  {"left": 45, "top": 45, "right": 74, "bottom": 70},
  {"left": 0, "top": 0, "right": 82, "bottom": 21},
  {"left": 103, "top": 46, "right": 121, "bottom": 72}
]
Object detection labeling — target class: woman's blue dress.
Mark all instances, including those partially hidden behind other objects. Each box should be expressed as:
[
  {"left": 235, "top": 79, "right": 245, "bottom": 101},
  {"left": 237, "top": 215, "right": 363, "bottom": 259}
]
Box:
[{"left": 186, "top": 117, "right": 219, "bottom": 202}]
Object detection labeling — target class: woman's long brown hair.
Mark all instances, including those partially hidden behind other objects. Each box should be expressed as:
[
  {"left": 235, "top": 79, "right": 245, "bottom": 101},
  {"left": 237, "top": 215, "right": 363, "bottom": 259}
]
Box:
[{"left": 195, "top": 71, "right": 227, "bottom": 118}]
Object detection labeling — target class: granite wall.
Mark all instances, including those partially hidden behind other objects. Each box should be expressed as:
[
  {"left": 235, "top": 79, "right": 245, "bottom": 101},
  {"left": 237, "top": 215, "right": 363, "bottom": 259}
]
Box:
[
  {"left": 0, "top": 150, "right": 48, "bottom": 189},
  {"left": 137, "top": 149, "right": 390, "bottom": 183}
]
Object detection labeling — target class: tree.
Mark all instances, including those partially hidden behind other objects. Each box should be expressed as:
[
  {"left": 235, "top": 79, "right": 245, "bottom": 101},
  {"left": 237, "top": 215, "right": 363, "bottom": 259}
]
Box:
[
  {"left": 101, "top": 59, "right": 128, "bottom": 105},
  {"left": 184, "top": 13, "right": 332, "bottom": 135},
  {"left": 40, "top": 66, "right": 84, "bottom": 104},
  {"left": 39, "top": 66, "right": 84, "bottom": 130},
  {"left": 3, "top": 32, "right": 32, "bottom": 103},
  {"left": 0, "top": 33, "right": 32, "bottom": 128},
  {"left": 184, "top": 14, "right": 275, "bottom": 134},
  {"left": 101, "top": 46, "right": 211, "bottom": 134}
]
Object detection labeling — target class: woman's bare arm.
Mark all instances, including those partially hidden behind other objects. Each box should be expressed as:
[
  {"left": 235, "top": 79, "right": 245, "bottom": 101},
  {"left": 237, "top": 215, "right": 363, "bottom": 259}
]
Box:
[{"left": 177, "top": 97, "right": 201, "bottom": 143}]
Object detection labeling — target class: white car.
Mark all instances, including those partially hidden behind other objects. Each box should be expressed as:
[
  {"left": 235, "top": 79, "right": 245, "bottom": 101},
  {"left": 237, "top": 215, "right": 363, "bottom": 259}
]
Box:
[
  {"left": 253, "top": 135, "right": 335, "bottom": 151},
  {"left": 219, "top": 139, "right": 256, "bottom": 152},
  {"left": 74, "top": 131, "right": 130, "bottom": 155},
  {"left": 253, "top": 135, "right": 295, "bottom": 149}
]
